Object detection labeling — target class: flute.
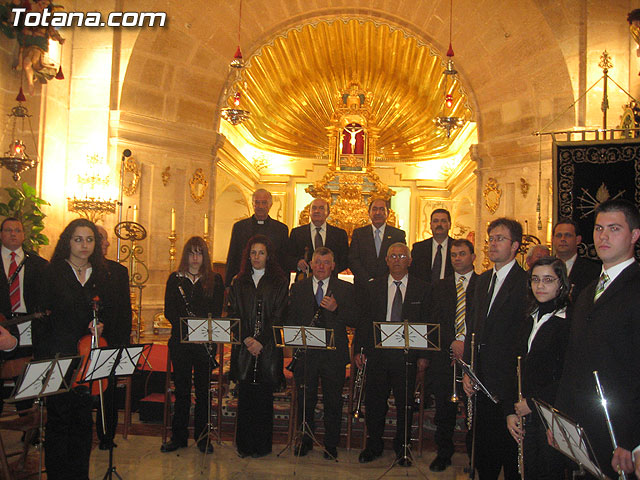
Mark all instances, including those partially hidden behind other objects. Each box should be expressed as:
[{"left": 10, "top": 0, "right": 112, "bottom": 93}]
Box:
[{"left": 517, "top": 356, "right": 525, "bottom": 480}]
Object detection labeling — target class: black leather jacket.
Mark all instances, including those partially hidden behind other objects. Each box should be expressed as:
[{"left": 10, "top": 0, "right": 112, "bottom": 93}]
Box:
[{"left": 227, "top": 271, "right": 288, "bottom": 386}]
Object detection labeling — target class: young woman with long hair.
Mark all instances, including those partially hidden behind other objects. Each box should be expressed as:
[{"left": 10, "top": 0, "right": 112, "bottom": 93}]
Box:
[
  {"left": 227, "top": 234, "right": 288, "bottom": 458},
  {"left": 506, "top": 256, "right": 571, "bottom": 479},
  {"left": 160, "top": 236, "right": 224, "bottom": 454},
  {"left": 33, "top": 218, "right": 110, "bottom": 480}
]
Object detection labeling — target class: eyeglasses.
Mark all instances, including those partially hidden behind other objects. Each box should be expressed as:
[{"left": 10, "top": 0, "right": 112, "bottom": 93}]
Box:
[
  {"left": 388, "top": 254, "right": 408, "bottom": 260},
  {"left": 488, "top": 235, "right": 512, "bottom": 243},
  {"left": 530, "top": 276, "right": 559, "bottom": 284}
]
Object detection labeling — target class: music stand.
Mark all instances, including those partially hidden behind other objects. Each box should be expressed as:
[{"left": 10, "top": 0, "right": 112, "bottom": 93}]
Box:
[
  {"left": 179, "top": 316, "right": 239, "bottom": 463},
  {"left": 8, "top": 354, "right": 82, "bottom": 480},
  {"left": 79, "top": 344, "right": 152, "bottom": 480},
  {"left": 455, "top": 358, "right": 498, "bottom": 404},
  {"left": 533, "top": 399, "right": 605, "bottom": 479},
  {"left": 373, "top": 321, "right": 440, "bottom": 480},
  {"left": 274, "top": 325, "right": 336, "bottom": 470}
]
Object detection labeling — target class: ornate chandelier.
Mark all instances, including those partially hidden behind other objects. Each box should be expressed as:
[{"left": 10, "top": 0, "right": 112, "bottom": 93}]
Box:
[
  {"left": 221, "top": 0, "right": 251, "bottom": 126},
  {"left": 0, "top": 89, "right": 39, "bottom": 181},
  {"left": 435, "top": 0, "right": 465, "bottom": 138},
  {"left": 67, "top": 153, "right": 117, "bottom": 222}
]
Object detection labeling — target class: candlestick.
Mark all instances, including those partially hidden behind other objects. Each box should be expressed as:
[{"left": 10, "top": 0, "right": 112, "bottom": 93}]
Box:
[{"left": 171, "top": 207, "right": 176, "bottom": 232}]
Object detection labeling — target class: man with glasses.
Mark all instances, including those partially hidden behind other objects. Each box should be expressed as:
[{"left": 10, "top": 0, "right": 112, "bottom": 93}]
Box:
[
  {"left": 552, "top": 218, "right": 600, "bottom": 300},
  {"left": 462, "top": 218, "right": 528, "bottom": 479},
  {"left": 555, "top": 199, "right": 640, "bottom": 479},
  {"left": 348, "top": 198, "right": 406, "bottom": 287},
  {"left": 354, "top": 243, "right": 431, "bottom": 467}
]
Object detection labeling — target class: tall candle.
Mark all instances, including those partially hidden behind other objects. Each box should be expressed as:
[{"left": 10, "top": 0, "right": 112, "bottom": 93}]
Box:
[
  {"left": 133, "top": 205, "right": 138, "bottom": 223},
  {"left": 204, "top": 213, "right": 209, "bottom": 235},
  {"left": 171, "top": 208, "right": 176, "bottom": 232}
]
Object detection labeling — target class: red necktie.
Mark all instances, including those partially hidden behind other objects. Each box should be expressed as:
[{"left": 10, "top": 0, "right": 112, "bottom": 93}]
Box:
[{"left": 8, "top": 252, "right": 21, "bottom": 312}]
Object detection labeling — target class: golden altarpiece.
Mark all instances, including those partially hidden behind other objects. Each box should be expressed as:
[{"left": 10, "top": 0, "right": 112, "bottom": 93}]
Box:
[{"left": 302, "top": 83, "right": 397, "bottom": 236}]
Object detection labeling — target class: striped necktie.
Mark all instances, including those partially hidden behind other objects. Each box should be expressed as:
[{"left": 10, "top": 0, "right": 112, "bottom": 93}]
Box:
[
  {"left": 454, "top": 276, "right": 466, "bottom": 337},
  {"left": 8, "top": 252, "right": 21, "bottom": 312},
  {"left": 593, "top": 271, "right": 609, "bottom": 302}
]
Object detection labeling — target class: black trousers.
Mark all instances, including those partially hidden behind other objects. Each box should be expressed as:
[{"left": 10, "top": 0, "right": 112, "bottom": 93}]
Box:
[
  {"left": 432, "top": 364, "right": 461, "bottom": 459},
  {"left": 95, "top": 378, "right": 118, "bottom": 444},
  {"left": 522, "top": 413, "right": 565, "bottom": 480},
  {"left": 168, "top": 338, "right": 215, "bottom": 443},
  {"left": 45, "top": 387, "right": 93, "bottom": 480},
  {"left": 293, "top": 352, "right": 345, "bottom": 449},
  {"left": 364, "top": 350, "right": 416, "bottom": 454},
  {"left": 474, "top": 395, "right": 519, "bottom": 480},
  {"left": 236, "top": 381, "right": 274, "bottom": 455}
]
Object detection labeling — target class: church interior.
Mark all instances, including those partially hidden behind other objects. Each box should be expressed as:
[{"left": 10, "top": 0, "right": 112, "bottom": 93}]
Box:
[{"left": 1, "top": 0, "right": 639, "bottom": 478}]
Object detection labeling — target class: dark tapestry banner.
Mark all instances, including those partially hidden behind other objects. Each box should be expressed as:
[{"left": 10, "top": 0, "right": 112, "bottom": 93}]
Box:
[{"left": 554, "top": 139, "right": 640, "bottom": 261}]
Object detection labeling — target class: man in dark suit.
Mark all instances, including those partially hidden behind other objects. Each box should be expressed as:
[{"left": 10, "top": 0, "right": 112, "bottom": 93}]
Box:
[
  {"left": 95, "top": 225, "right": 133, "bottom": 450},
  {"left": 348, "top": 198, "right": 406, "bottom": 286},
  {"left": 287, "top": 247, "right": 357, "bottom": 460},
  {"left": 354, "top": 242, "right": 431, "bottom": 467},
  {"left": 409, "top": 208, "right": 454, "bottom": 283},
  {"left": 287, "top": 198, "right": 349, "bottom": 276},
  {"left": 225, "top": 188, "right": 289, "bottom": 285},
  {"left": 429, "top": 238, "right": 478, "bottom": 472},
  {"left": 555, "top": 200, "right": 640, "bottom": 479},
  {"left": 462, "top": 218, "right": 528, "bottom": 480},
  {"left": 552, "top": 218, "right": 600, "bottom": 300},
  {"left": 0, "top": 217, "right": 48, "bottom": 414}
]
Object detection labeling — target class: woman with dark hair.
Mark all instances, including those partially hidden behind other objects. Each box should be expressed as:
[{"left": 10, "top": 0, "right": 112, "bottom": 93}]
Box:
[
  {"left": 506, "top": 256, "right": 571, "bottom": 479},
  {"left": 227, "top": 234, "right": 288, "bottom": 458},
  {"left": 33, "top": 218, "right": 110, "bottom": 480},
  {"left": 161, "top": 236, "right": 224, "bottom": 454}
]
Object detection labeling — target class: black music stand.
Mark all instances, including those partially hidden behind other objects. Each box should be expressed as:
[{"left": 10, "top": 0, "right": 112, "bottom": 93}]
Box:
[
  {"left": 533, "top": 399, "right": 605, "bottom": 479},
  {"left": 180, "top": 316, "right": 239, "bottom": 464},
  {"left": 8, "top": 354, "right": 83, "bottom": 480},
  {"left": 80, "top": 344, "right": 152, "bottom": 480},
  {"left": 274, "top": 325, "right": 336, "bottom": 472},
  {"left": 373, "top": 320, "right": 440, "bottom": 480}
]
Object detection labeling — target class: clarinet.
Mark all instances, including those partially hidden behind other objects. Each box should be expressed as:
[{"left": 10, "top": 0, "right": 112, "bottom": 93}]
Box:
[
  {"left": 251, "top": 297, "right": 263, "bottom": 384},
  {"left": 286, "top": 288, "right": 331, "bottom": 372},
  {"left": 177, "top": 276, "right": 219, "bottom": 369}
]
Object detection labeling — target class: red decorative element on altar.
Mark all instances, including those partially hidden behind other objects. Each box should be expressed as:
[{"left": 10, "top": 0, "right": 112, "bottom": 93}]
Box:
[
  {"left": 447, "top": 43, "right": 454, "bottom": 57},
  {"left": 55, "top": 66, "right": 64, "bottom": 80},
  {"left": 234, "top": 46, "right": 243, "bottom": 59},
  {"left": 341, "top": 123, "right": 365, "bottom": 155},
  {"left": 16, "top": 87, "right": 26, "bottom": 102}
]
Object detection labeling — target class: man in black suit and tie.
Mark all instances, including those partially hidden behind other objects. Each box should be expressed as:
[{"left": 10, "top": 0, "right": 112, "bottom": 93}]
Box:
[
  {"left": 409, "top": 208, "right": 454, "bottom": 283},
  {"left": 0, "top": 217, "right": 48, "bottom": 414},
  {"left": 225, "top": 188, "right": 289, "bottom": 285},
  {"left": 287, "top": 247, "right": 357, "bottom": 460},
  {"left": 552, "top": 218, "right": 600, "bottom": 300},
  {"left": 429, "top": 239, "right": 478, "bottom": 472},
  {"left": 354, "top": 242, "right": 431, "bottom": 467},
  {"left": 348, "top": 198, "right": 406, "bottom": 286},
  {"left": 555, "top": 200, "right": 640, "bottom": 479},
  {"left": 462, "top": 218, "right": 528, "bottom": 480},
  {"left": 287, "top": 198, "right": 349, "bottom": 276},
  {"left": 95, "top": 225, "right": 133, "bottom": 450}
]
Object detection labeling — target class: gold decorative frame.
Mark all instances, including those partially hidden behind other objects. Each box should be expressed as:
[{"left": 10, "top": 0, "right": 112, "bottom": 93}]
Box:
[
  {"left": 189, "top": 168, "right": 209, "bottom": 203},
  {"left": 483, "top": 178, "right": 502, "bottom": 214},
  {"left": 161, "top": 166, "right": 171, "bottom": 186},
  {"left": 122, "top": 157, "right": 141, "bottom": 196}
]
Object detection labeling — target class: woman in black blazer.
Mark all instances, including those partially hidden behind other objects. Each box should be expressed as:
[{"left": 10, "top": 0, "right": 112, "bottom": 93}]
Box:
[{"left": 506, "top": 256, "right": 570, "bottom": 479}]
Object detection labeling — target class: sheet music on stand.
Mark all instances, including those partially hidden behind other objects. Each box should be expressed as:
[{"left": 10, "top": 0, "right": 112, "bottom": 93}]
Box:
[
  {"left": 8, "top": 354, "right": 83, "bottom": 402},
  {"left": 80, "top": 344, "right": 153, "bottom": 383},
  {"left": 374, "top": 321, "right": 440, "bottom": 351},
  {"left": 533, "top": 399, "right": 605, "bottom": 479},
  {"left": 180, "top": 316, "right": 240, "bottom": 345},
  {"left": 274, "top": 325, "right": 335, "bottom": 350}
]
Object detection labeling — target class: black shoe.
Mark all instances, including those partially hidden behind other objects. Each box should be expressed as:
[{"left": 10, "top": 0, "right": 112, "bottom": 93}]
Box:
[
  {"left": 429, "top": 455, "right": 451, "bottom": 472},
  {"left": 252, "top": 451, "right": 270, "bottom": 458},
  {"left": 323, "top": 446, "right": 338, "bottom": 460},
  {"left": 198, "top": 441, "right": 213, "bottom": 454},
  {"left": 358, "top": 448, "right": 382, "bottom": 463},
  {"left": 294, "top": 442, "right": 312, "bottom": 457},
  {"left": 237, "top": 450, "right": 250, "bottom": 458},
  {"left": 99, "top": 439, "right": 117, "bottom": 451},
  {"left": 160, "top": 439, "right": 187, "bottom": 453}
]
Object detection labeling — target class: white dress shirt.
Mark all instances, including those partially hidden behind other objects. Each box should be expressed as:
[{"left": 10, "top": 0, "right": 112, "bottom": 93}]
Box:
[{"left": 385, "top": 274, "right": 408, "bottom": 322}]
